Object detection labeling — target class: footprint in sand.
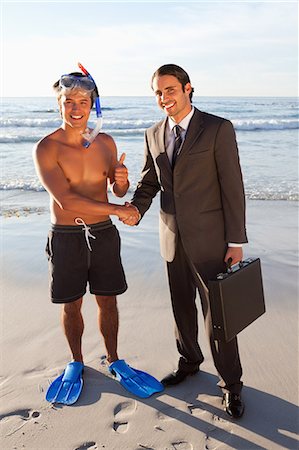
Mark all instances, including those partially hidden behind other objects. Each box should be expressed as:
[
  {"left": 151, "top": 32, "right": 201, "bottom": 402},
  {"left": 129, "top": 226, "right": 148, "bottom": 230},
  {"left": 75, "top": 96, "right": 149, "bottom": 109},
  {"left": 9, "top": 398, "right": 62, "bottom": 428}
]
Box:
[
  {"left": 99, "top": 355, "right": 107, "bottom": 367},
  {"left": 23, "top": 366, "right": 47, "bottom": 378},
  {"left": 0, "top": 409, "right": 41, "bottom": 437},
  {"left": 156, "top": 405, "right": 184, "bottom": 422},
  {"left": 205, "top": 414, "right": 233, "bottom": 450},
  {"left": 74, "top": 442, "right": 98, "bottom": 450},
  {"left": 0, "top": 408, "right": 31, "bottom": 422},
  {"left": 113, "top": 400, "right": 137, "bottom": 433},
  {"left": 135, "top": 445, "right": 155, "bottom": 450},
  {"left": 171, "top": 441, "right": 193, "bottom": 450},
  {"left": 187, "top": 403, "right": 209, "bottom": 417},
  {"left": 157, "top": 410, "right": 173, "bottom": 422}
]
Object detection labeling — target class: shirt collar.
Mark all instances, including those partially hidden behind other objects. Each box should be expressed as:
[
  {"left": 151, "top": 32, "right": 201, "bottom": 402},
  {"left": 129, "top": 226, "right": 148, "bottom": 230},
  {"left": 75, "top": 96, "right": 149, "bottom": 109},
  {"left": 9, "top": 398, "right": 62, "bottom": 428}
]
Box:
[{"left": 168, "top": 107, "right": 195, "bottom": 132}]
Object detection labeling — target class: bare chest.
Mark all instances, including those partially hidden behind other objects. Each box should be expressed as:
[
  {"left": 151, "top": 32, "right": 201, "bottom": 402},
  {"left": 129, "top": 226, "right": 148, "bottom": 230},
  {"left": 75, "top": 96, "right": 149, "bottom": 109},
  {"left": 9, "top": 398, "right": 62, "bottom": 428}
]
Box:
[{"left": 57, "top": 143, "right": 111, "bottom": 185}]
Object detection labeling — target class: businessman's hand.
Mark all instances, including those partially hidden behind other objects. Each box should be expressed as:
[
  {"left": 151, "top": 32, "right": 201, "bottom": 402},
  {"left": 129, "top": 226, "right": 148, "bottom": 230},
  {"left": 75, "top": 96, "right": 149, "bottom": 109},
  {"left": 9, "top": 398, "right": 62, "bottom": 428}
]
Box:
[
  {"left": 121, "top": 202, "right": 141, "bottom": 226},
  {"left": 224, "top": 247, "right": 243, "bottom": 266},
  {"left": 116, "top": 202, "right": 140, "bottom": 223}
]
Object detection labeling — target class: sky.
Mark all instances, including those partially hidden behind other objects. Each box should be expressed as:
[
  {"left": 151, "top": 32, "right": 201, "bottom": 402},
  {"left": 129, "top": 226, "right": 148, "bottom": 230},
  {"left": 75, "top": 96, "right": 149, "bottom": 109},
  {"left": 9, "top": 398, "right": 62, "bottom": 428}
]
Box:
[{"left": 1, "top": 1, "right": 298, "bottom": 97}]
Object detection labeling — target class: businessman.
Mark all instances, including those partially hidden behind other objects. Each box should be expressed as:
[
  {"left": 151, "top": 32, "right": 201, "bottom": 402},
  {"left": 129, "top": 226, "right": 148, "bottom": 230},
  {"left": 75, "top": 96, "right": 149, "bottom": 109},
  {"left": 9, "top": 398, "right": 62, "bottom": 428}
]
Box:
[{"left": 125, "top": 64, "right": 247, "bottom": 418}]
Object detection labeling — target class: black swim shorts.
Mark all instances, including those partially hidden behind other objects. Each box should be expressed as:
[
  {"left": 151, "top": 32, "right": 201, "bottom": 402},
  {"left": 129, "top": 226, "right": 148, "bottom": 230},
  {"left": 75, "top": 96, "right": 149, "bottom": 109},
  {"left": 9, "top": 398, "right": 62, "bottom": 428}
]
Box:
[{"left": 45, "top": 219, "right": 127, "bottom": 303}]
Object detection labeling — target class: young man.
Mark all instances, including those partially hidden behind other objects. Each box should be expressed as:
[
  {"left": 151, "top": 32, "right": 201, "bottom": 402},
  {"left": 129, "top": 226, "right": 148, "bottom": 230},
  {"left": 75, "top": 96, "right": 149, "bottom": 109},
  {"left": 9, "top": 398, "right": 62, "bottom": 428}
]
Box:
[
  {"left": 33, "top": 71, "right": 139, "bottom": 375},
  {"left": 125, "top": 64, "right": 247, "bottom": 418}
]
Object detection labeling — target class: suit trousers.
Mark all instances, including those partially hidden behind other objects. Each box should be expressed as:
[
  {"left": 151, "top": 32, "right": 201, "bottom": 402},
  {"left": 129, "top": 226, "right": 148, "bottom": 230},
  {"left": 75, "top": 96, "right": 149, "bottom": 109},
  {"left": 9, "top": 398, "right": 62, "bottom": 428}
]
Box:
[{"left": 166, "top": 235, "right": 243, "bottom": 394}]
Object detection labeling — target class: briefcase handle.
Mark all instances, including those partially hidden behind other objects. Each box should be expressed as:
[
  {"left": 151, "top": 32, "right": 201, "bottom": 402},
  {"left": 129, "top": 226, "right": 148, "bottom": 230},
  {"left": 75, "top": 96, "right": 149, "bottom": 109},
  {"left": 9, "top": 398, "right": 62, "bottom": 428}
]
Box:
[
  {"left": 226, "top": 257, "right": 233, "bottom": 273},
  {"left": 226, "top": 257, "right": 256, "bottom": 274}
]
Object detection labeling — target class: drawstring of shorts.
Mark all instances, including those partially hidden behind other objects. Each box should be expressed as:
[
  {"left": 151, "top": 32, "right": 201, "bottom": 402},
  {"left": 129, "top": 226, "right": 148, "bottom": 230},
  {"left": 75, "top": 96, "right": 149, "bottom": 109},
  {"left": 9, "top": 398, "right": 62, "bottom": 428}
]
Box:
[{"left": 75, "top": 217, "right": 96, "bottom": 251}]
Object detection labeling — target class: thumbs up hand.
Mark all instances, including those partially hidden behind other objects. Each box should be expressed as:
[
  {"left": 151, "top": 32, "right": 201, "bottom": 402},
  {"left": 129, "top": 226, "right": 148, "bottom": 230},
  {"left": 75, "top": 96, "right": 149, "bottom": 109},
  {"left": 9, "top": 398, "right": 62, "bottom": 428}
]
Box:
[
  {"left": 114, "top": 152, "right": 129, "bottom": 192},
  {"left": 118, "top": 153, "right": 126, "bottom": 166}
]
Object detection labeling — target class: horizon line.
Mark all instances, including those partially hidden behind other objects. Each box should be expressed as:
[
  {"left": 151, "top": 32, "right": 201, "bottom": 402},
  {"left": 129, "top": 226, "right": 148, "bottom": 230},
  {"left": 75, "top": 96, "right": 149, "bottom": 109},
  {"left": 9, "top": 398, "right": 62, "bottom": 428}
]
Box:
[{"left": 3, "top": 95, "right": 298, "bottom": 99}]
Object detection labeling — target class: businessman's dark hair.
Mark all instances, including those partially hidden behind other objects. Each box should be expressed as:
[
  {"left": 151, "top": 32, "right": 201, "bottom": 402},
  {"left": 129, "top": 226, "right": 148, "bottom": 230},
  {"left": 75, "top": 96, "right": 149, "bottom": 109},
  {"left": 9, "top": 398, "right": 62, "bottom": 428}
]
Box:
[{"left": 151, "top": 64, "right": 194, "bottom": 102}]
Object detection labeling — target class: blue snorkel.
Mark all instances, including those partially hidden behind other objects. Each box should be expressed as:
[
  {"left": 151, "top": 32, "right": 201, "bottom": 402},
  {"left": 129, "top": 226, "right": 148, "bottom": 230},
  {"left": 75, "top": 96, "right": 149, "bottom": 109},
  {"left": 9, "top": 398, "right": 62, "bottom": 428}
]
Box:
[{"left": 78, "top": 63, "right": 103, "bottom": 148}]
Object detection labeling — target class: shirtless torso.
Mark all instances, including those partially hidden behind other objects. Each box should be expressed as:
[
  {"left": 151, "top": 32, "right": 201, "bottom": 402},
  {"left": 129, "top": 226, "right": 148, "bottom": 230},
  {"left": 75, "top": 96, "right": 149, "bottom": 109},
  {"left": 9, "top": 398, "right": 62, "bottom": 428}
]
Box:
[{"left": 33, "top": 90, "right": 137, "bottom": 225}]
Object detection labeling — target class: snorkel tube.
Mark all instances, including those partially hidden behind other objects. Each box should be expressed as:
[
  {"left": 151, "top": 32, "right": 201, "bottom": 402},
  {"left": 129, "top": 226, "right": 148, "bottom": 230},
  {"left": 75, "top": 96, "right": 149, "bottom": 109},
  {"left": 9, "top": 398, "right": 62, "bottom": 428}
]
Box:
[{"left": 78, "top": 62, "right": 103, "bottom": 148}]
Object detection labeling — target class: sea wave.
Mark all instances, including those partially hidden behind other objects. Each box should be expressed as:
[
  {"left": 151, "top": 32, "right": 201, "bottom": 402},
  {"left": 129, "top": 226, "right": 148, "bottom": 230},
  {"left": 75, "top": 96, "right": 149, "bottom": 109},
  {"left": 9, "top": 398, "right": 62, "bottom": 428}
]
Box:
[
  {"left": 0, "top": 128, "right": 147, "bottom": 143},
  {"left": 232, "top": 119, "right": 299, "bottom": 131},
  {"left": 1, "top": 118, "right": 62, "bottom": 128},
  {"left": 102, "top": 119, "right": 155, "bottom": 129},
  {"left": 246, "top": 192, "right": 298, "bottom": 201},
  {"left": 31, "top": 109, "right": 57, "bottom": 113},
  {"left": 0, "top": 181, "right": 45, "bottom": 192},
  {"left": 31, "top": 106, "right": 118, "bottom": 113},
  {"left": 1, "top": 117, "right": 298, "bottom": 131},
  {"left": 0, "top": 181, "right": 297, "bottom": 201},
  {"left": 106, "top": 128, "right": 146, "bottom": 136},
  {"left": 0, "top": 135, "right": 44, "bottom": 143}
]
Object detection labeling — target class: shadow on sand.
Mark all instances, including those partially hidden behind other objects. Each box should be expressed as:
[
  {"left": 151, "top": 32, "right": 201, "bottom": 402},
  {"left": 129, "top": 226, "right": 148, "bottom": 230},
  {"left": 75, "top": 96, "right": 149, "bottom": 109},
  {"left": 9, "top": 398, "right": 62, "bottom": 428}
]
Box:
[{"left": 68, "top": 366, "right": 299, "bottom": 450}]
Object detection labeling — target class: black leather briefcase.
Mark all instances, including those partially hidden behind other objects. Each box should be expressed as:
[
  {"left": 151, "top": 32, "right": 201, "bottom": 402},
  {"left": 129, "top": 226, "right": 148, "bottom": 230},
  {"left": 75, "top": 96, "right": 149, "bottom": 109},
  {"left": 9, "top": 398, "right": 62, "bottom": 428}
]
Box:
[{"left": 208, "top": 258, "right": 265, "bottom": 342}]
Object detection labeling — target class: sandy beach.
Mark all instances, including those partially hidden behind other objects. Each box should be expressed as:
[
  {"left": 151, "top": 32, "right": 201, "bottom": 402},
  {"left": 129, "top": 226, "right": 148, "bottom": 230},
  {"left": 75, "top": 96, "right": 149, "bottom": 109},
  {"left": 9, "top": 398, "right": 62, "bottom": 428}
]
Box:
[{"left": 0, "top": 191, "right": 298, "bottom": 450}]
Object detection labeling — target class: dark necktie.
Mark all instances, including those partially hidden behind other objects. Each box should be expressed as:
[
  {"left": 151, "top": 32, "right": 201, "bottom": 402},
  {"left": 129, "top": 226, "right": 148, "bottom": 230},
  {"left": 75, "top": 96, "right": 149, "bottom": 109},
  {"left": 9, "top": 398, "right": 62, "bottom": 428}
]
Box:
[{"left": 172, "top": 125, "right": 183, "bottom": 168}]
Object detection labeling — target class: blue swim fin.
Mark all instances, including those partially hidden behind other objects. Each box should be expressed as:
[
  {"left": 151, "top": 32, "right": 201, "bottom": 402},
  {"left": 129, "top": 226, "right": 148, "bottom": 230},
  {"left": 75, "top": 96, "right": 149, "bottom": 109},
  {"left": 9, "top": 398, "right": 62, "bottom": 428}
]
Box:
[
  {"left": 109, "top": 359, "right": 164, "bottom": 398},
  {"left": 46, "top": 361, "right": 84, "bottom": 405}
]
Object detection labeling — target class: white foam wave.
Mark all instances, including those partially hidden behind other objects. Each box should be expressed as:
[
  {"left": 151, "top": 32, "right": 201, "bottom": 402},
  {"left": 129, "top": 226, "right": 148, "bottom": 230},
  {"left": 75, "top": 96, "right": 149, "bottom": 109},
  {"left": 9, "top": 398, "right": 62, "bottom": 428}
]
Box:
[
  {"left": 0, "top": 128, "right": 146, "bottom": 143},
  {"left": 1, "top": 117, "right": 298, "bottom": 131},
  {"left": 0, "top": 181, "right": 45, "bottom": 191},
  {"left": 104, "top": 119, "right": 155, "bottom": 129},
  {"left": 232, "top": 119, "right": 298, "bottom": 131},
  {"left": 1, "top": 118, "right": 62, "bottom": 128},
  {"left": 0, "top": 181, "right": 297, "bottom": 201},
  {"left": 0, "top": 135, "right": 44, "bottom": 143},
  {"left": 105, "top": 128, "right": 146, "bottom": 136}
]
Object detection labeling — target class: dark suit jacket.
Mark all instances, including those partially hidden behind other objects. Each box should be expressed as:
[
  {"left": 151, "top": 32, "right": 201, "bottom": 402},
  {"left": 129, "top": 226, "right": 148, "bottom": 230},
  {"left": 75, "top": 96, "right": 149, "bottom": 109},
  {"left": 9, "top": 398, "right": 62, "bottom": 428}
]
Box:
[{"left": 132, "top": 107, "right": 247, "bottom": 268}]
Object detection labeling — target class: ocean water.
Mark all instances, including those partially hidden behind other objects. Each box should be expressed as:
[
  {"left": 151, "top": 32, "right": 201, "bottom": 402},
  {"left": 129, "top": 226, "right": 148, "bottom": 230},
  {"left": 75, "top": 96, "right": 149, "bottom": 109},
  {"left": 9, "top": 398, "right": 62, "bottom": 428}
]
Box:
[{"left": 1, "top": 96, "right": 298, "bottom": 213}]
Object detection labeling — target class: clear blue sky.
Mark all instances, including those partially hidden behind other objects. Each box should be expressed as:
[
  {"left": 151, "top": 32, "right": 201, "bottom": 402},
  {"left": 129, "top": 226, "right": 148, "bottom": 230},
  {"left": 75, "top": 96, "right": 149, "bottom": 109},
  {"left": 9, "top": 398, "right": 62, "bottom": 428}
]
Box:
[{"left": 2, "top": 1, "right": 298, "bottom": 97}]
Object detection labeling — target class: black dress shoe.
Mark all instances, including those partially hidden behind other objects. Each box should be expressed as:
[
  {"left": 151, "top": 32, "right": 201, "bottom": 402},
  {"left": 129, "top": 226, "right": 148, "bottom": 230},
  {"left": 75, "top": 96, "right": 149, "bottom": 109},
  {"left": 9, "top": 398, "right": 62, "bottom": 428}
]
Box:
[
  {"left": 222, "top": 393, "right": 245, "bottom": 418},
  {"left": 161, "top": 368, "right": 199, "bottom": 386}
]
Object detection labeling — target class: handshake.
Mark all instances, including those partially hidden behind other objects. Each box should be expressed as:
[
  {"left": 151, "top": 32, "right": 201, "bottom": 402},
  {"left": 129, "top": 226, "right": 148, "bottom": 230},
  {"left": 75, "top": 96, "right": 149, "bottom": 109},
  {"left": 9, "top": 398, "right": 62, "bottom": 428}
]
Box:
[
  {"left": 113, "top": 153, "right": 141, "bottom": 226},
  {"left": 116, "top": 202, "right": 140, "bottom": 226}
]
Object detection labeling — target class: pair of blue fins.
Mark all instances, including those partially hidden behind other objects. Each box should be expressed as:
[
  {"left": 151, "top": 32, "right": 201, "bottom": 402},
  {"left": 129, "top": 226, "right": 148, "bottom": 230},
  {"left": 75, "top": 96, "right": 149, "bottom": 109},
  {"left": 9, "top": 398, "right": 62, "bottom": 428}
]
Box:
[{"left": 46, "top": 359, "right": 164, "bottom": 405}]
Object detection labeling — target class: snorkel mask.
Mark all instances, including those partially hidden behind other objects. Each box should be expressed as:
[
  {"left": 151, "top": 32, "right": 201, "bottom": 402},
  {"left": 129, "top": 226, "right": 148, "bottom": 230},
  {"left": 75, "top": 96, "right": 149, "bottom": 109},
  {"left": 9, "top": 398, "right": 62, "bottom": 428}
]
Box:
[{"left": 59, "top": 63, "right": 103, "bottom": 148}]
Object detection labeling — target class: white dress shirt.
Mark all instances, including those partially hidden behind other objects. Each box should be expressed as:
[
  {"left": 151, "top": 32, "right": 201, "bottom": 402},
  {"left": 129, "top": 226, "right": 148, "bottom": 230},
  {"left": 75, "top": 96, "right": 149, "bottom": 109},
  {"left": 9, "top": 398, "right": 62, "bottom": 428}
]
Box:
[{"left": 165, "top": 107, "right": 195, "bottom": 162}]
